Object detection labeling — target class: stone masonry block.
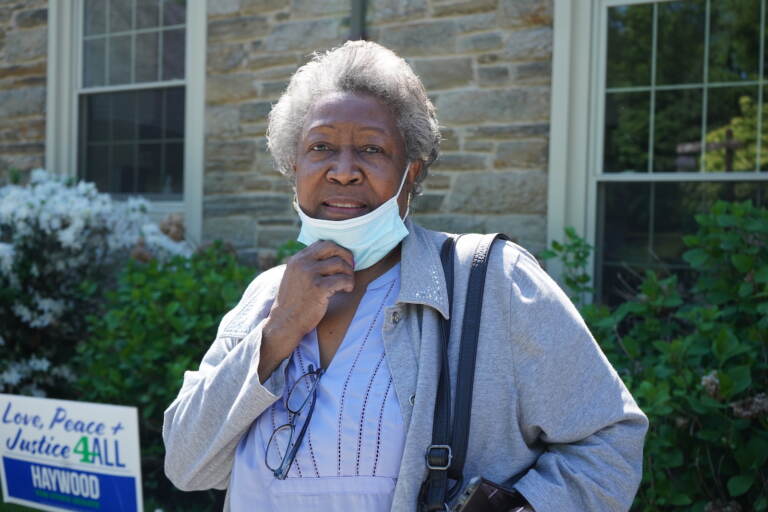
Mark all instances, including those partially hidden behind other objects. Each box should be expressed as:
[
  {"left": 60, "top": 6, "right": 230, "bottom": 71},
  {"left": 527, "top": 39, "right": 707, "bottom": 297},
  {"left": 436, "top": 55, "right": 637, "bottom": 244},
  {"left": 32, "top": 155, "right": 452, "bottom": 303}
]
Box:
[
  {"left": 378, "top": 21, "right": 457, "bottom": 57},
  {"left": 456, "top": 13, "right": 496, "bottom": 33},
  {"left": 207, "top": 0, "right": 240, "bottom": 16},
  {"left": 464, "top": 140, "right": 493, "bottom": 152},
  {"left": 207, "top": 43, "right": 247, "bottom": 73},
  {"left": 204, "top": 193, "right": 292, "bottom": 217},
  {"left": 422, "top": 172, "right": 451, "bottom": 189},
  {"left": 0, "top": 62, "right": 46, "bottom": 79},
  {"left": 242, "top": 0, "right": 287, "bottom": 13},
  {"left": 246, "top": 54, "right": 298, "bottom": 71},
  {"left": 14, "top": 9, "right": 47, "bottom": 28},
  {"left": 494, "top": 139, "right": 548, "bottom": 169},
  {"left": 411, "top": 192, "right": 444, "bottom": 213},
  {"left": 368, "top": 0, "right": 427, "bottom": 23},
  {"left": 290, "top": 0, "right": 348, "bottom": 17},
  {"left": 410, "top": 58, "right": 472, "bottom": 90},
  {"left": 0, "top": 86, "right": 44, "bottom": 117},
  {"left": 208, "top": 15, "right": 269, "bottom": 42},
  {"left": 484, "top": 213, "right": 546, "bottom": 252},
  {"left": 6, "top": 27, "right": 46, "bottom": 61},
  {"left": 202, "top": 215, "right": 257, "bottom": 248},
  {"left": 412, "top": 213, "right": 486, "bottom": 234},
  {"left": 510, "top": 61, "right": 551, "bottom": 84},
  {"left": 431, "top": 153, "right": 487, "bottom": 171},
  {"left": 437, "top": 88, "right": 549, "bottom": 124},
  {"left": 478, "top": 66, "right": 510, "bottom": 86},
  {"left": 264, "top": 19, "right": 344, "bottom": 52},
  {"left": 240, "top": 101, "right": 272, "bottom": 123},
  {"left": 206, "top": 105, "right": 240, "bottom": 136},
  {"left": 207, "top": 74, "right": 258, "bottom": 104},
  {"left": 433, "top": 0, "right": 497, "bottom": 18},
  {"left": 504, "top": 27, "right": 552, "bottom": 61},
  {"left": 204, "top": 172, "right": 273, "bottom": 194},
  {"left": 440, "top": 127, "right": 460, "bottom": 151},
  {"left": 499, "top": 0, "right": 553, "bottom": 28},
  {"left": 206, "top": 140, "right": 257, "bottom": 171},
  {"left": 447, "top": 170, "right": 547, "bottom": 214},
  {"left": 457, "top": 32, "right": 503, "bottom": 53},
  {"left": 466, "top": 123, "right": 549, "bottom": 139},
  {"left": 257, "top": 226, "right": 301, "bottom": 250}
]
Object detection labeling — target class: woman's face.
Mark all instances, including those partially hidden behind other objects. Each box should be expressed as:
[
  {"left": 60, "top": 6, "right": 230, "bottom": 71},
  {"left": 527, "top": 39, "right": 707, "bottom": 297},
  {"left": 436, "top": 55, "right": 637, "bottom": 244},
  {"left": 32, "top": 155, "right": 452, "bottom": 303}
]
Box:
[{"left": 293, "top": 91, "right": 420, "bottom": 221}]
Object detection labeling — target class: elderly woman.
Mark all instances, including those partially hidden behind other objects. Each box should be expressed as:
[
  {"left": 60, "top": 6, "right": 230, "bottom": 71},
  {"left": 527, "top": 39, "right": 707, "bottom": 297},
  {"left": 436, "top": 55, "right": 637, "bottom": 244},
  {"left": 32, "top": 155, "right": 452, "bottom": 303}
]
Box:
[{"left": 163, "top": 41, "right": 647, "bottom": 511}]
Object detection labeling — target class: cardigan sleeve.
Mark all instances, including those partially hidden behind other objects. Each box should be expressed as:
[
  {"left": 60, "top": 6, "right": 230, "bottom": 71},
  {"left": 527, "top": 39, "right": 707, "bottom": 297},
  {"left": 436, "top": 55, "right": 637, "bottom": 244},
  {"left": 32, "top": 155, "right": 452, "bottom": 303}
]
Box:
[
  {"left": 506, "top": 250, "right": 648, "bottom": 512},
  {"left": 162, "top": 266, "right": 290, "bottom": 491}
]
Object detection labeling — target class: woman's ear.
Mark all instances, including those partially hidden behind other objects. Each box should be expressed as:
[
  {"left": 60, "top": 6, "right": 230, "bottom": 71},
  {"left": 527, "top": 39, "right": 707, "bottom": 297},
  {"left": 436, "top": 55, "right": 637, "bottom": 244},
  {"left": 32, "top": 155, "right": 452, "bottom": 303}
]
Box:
[{"left": 407, "top": 160, "right": 422, "bottom": 190}]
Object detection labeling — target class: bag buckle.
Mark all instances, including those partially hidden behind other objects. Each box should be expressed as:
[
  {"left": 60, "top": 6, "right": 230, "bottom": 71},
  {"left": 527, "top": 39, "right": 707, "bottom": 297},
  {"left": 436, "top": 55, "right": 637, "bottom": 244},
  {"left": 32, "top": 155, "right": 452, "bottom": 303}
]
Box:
[{"left": 425, "top": 444, "right": 452, "bottom": 470}]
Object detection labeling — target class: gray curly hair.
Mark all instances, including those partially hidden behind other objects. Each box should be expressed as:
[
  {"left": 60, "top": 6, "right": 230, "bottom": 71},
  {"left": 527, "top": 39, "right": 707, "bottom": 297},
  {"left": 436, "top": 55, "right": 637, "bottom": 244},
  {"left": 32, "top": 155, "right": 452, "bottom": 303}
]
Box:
[{"left": 266, "top": 40, "right": 440, "bottom": 194}]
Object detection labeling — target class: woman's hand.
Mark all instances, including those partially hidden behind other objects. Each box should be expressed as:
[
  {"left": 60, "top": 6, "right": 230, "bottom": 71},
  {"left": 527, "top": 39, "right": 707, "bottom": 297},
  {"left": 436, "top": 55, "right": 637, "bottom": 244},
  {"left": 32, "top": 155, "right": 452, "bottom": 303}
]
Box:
[{"left": 258, "top": 241, "right": 354, "bottom": 381}]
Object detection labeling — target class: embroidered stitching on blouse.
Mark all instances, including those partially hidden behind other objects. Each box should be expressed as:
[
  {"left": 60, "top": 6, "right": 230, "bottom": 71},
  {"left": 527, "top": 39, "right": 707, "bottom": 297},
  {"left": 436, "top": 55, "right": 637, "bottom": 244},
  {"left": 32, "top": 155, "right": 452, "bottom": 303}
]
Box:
[
  {"left": 337, "top": 280, "right": 396, "bottom": 476},
  {"left": 372, "top": 377, "right": 393, "bottom": 477},
  {"left": 296, "top": 349, "right": 320, "bottom": 478},
  {"left": 355, "top": 350, "right": 386, "bottom": 476}
]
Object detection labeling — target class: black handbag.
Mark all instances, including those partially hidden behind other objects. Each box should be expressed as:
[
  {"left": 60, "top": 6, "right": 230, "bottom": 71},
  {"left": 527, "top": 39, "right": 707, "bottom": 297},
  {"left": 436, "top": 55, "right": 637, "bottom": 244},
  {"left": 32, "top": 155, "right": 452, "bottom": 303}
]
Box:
[{"left": 418, "top": 234, "right": 529, "bottom": 512}]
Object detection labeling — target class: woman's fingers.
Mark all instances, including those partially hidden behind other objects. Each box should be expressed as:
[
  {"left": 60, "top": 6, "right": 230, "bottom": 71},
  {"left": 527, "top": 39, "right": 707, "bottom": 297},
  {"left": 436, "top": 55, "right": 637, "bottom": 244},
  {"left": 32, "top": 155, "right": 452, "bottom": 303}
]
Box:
[
  {"left": 306, "top": 240, "right": 354, "bottom": 268},
  {"left": 312, "top": 256, "right": 354, "bottom": 277},
  {"left": 317, "top": 273, "right": 355, "bottom": 295}
]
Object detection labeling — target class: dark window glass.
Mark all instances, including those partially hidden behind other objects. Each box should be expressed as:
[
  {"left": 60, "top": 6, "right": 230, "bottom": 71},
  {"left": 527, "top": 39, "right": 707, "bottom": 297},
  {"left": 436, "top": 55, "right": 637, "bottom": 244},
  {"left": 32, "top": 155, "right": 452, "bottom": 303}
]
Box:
[
  {"left": 163, "top": 0, "right": 186, "bottom": 26},
  {"left": 604, "top": 92, "right": 650, "bottom": 172},
  {"left": 606, "top": 4, "right": 653, "bottom": 88},
  {"left": 79, "top": 87, "right": 184, "bottom": 200},
  {"left": 162, "top": 29, "right": 185, "bottom": 80},
  {"left": 83, "top": 38, "right": 106, "bottom": 87},
  {"left": 653, "top": 88, "right": 703, "bottom": 172},
  {"left": 136, "top": 0, "right": 161, "bottom": 28},
  {"left": 108, "top": 35, "right": 133, "bottom": 85},
  {"left": 709, "top": 0, "right": 760, "bottom": 82},
  {"left": 705, "top": 86, "right": 758, "bottom": 172},
  {"left": 656, "top": 0, "right": 706, "bottom": 85},
  {"left": 597, "top": 181, "right": 768, "bottom": 304},
  {"left": 109, "top": 0, "right": 133, "bottom": 33},
  {"left": 84, "top": 0, "right": 107, "bottom": 36},
  {"left": 135, "top": 32, "right": 159, "bottom": 82}
]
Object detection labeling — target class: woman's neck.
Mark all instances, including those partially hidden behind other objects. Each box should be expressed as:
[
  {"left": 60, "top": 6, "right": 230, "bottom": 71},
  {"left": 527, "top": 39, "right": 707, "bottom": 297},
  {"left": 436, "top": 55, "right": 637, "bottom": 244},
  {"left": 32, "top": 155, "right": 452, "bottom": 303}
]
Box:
[{"left": 351, "top": 245, "right": 401, "bottom": 293}]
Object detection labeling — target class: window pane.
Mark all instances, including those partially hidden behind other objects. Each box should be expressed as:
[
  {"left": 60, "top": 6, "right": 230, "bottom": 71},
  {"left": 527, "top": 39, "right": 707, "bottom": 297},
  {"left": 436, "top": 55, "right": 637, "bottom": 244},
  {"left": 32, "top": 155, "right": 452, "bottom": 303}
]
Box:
[
  {"left": 84, "top": 0, "right": 107, "bottom": 36},
  {"left": 109, "top": 0, "right": 133, "bottom": 32},
  {"left": 79, "top": 89, "right": 183, "bottom": 199},
  {"left": 606, "top": 4, "right": 653, "bottom": 88},
  {"left": 83, "top": 38, "right": 106, "bottom": 87},
  {"left": 85, "top": 94, "right": 111, "bottom": 142},
  {"left": 135, "top": 32, "right": 159, "bottom": 82},
  {"left": 598, "top": 181, "right": 768, "bottom": 304},
  {"left": 165, "top": 87, "right": 185, "bottom": 138},
  {"left": 165, "top": 142, "right": 184, "bottom": 195},
  {"left": 709, "top": 0, "right": 760, "bottom": 82},
  {"left": 112, "top": 143, "right": 136, "bottom": 193},
  {"left": 705, "top": 86, "right": 758, "bottom": 172},
  {"left": 108, "top": 35, "right": 133, "bottom": 85},
  {"left": 604, "top": 92, "right": 650, "bottom": 172},
  {"left": 162, "top": 0, "right": 186, "bottom": 26},
  {"left": 656, "top": 0, "right": 706, "bottom": 85},
  {"left": 137, "top": 143, "right": 163, "bottom": 193},
  {"left": 136, "top": 0, "right": 160, "bottom": 28},
  {"left": 112, "top": 91, "right": 136, "bottom": 140},
  {"left": 137, "top": 89, "right": 163, "bottom": 139},
  {"left": 162, "top": 29, "right": 185, "bottom": 80},
  {"left": 653, "top": 88, "right": 703, "bottom": 172}
]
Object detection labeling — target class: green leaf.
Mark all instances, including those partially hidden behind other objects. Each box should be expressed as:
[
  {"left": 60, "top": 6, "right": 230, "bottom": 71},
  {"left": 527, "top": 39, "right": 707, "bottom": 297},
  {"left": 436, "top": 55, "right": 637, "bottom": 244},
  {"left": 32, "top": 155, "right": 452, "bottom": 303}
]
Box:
[
  {"left": 731, "top": 253, "right": 754, "bottom": 272},
  {"left": 683, "top": 248, "right": 709, "bottom": 267},
  {"left": 727, "top": 473, "right": 755, "bottom": 497},
  {"left": 722, "top": 366, "right": 751, "bottom": 398},
  {"left": 755, "top": 266, "right": 768, "bottom": 284}
]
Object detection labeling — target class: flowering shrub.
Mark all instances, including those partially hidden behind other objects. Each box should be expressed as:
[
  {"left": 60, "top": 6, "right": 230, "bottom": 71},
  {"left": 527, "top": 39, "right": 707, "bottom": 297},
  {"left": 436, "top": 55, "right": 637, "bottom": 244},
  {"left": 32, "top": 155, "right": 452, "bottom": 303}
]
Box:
[
  {"left": 543, "top": 200, "right": 768, "bottom": 511},
  {"left": 0, "top": 169, "right": 191, "bottom": 396}
]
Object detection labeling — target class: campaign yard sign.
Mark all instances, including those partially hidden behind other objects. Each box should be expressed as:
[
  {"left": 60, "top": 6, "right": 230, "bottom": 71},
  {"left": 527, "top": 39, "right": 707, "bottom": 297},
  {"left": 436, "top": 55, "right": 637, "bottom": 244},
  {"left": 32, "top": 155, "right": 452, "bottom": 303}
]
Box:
[{"left": 0, "top": 394, "right": 143, "bottom": 512}]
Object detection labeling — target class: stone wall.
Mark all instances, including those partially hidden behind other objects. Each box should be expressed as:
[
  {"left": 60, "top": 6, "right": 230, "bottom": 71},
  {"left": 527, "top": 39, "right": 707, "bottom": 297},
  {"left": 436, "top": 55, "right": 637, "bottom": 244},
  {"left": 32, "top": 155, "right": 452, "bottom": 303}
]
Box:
[
  {"left": 0, "top": 1, "right": 47, "bottom": 183},
  {"left": 203, "top": 0, "right": 553, "bottom": 265}
]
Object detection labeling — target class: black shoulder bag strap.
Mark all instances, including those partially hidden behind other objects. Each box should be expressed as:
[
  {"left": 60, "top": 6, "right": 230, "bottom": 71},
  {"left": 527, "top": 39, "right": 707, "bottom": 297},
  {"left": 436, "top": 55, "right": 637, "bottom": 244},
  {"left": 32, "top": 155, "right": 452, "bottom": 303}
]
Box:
[{"left": 419, "top": 233, "right": 511, "bottom": 512}]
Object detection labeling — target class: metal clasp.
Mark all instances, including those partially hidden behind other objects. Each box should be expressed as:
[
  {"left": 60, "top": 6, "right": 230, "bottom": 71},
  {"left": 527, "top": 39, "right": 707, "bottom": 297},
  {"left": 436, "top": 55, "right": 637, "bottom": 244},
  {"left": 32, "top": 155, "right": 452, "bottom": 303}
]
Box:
[{"left": 425, "top": 444, "right": 453, "bottom": 470}]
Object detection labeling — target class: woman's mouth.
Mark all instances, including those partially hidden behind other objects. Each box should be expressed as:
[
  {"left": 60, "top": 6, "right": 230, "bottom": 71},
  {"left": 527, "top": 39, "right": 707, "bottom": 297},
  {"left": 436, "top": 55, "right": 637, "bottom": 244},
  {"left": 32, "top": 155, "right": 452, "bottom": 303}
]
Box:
[{"left": 321, "top": 199, "right": 368, "bottom": 218}]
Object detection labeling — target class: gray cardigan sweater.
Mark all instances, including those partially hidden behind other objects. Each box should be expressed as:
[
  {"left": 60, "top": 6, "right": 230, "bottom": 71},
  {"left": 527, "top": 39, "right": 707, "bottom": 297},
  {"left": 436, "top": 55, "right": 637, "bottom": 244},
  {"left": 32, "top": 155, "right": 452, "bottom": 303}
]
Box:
[{"left": 162, "top": 220, "right": 648, "bottom": 511}]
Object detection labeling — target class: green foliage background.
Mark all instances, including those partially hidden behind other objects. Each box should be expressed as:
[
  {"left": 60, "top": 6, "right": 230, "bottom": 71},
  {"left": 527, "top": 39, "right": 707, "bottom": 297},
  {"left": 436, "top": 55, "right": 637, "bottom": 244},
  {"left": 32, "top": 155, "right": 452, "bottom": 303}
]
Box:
[
  {"left": 544, "top": 201, "right": 768, "bottom": 511},
  {"left": 71, "top": 242, "right": 257, "bottom": 511}
]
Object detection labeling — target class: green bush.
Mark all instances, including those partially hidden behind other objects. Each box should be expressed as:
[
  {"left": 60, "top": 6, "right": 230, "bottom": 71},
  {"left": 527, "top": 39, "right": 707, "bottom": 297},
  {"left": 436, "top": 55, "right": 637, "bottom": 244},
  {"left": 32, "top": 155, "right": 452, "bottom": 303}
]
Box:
[
  {"left": 543, "top": 200, "right": 768, "bottom": 511},
  {"left": 72, "top": 241, "right": 257, "bottom": 511}
]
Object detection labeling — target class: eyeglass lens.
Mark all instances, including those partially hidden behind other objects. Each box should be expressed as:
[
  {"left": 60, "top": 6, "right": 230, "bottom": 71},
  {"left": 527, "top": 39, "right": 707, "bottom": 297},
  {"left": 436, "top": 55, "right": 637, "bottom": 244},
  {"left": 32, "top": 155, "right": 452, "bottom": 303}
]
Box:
[{"left": 266, "top": 423, "right": 293, "bottom": 471}]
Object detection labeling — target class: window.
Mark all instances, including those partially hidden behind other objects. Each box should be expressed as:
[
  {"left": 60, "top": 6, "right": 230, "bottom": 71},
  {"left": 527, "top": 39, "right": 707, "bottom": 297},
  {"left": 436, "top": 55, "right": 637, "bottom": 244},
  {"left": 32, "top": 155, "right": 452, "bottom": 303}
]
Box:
[
  {"left": 548, "top": 0, "right": 768, "bottom": 304},
  {"left": 79, "top": 0, "right": 186, "bottom": 200},
  {"left": 46, "top": 0, "right": 205, "bottom": 241}
]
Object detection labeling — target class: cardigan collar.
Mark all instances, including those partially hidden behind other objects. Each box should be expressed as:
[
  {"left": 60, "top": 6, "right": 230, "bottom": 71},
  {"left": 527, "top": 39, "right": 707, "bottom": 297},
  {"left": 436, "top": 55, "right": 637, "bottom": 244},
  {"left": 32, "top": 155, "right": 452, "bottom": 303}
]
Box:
[{"left": 397, "top": 217, "right": 451, "bottom": 320}]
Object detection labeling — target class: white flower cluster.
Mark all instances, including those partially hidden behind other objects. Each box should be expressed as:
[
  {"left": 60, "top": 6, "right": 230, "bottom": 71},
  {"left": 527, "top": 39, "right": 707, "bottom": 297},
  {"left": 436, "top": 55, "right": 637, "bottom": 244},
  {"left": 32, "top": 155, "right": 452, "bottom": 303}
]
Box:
[{"left": 1, "top": 170, "right": 195, "bottom": 395}]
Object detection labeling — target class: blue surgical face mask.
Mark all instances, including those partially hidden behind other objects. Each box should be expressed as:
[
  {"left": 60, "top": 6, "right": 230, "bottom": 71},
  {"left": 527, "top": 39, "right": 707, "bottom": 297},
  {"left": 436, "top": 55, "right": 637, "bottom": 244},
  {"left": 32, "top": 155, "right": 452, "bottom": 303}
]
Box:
[{"left": 295, "top": 164, "right": 411, "bottom": 271}]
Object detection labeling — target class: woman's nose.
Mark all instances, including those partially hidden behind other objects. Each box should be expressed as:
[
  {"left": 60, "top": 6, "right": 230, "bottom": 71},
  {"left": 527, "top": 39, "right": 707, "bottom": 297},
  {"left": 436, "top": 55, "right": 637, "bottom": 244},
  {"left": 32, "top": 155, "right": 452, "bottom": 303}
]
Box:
[{"left": 326, "top": 149, "right": 363, "bottom": 185}]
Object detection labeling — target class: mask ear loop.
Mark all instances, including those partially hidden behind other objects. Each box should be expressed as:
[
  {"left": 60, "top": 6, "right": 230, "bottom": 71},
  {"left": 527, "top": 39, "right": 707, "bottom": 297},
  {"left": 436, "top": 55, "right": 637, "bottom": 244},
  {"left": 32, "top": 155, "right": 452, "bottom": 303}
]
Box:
[{"left": 399, "top": 162, "right": 412, "bottom": 220}]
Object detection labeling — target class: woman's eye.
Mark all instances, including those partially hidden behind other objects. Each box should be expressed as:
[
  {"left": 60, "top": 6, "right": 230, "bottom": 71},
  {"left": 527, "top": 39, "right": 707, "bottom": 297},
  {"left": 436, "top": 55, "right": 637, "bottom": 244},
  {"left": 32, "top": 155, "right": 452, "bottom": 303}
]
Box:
[
  {"left": 310, "top": 143, "right": 330, "bottom": 151},
  {"left": 362, "top": 146, "right": 382, "bottom": 154}
]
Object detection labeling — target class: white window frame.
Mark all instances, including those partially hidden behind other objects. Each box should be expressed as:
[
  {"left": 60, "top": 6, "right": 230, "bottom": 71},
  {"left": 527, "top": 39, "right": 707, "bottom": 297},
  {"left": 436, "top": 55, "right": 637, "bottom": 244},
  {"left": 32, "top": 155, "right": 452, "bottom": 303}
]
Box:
[
  {"left": 46, "top": 0, "right": 206, "bottom": 245},
  {"left": 548, "top": 0, "right": 768, "bottom": 298}
]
